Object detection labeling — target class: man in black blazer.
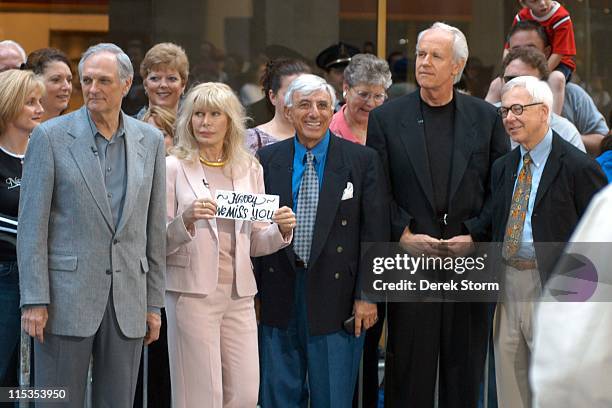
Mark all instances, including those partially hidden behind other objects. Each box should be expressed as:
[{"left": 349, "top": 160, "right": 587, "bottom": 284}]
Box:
[
  {"left": 366, "top": 22, "right": 509, "bottom": 407},
  {"left": 256, "top": 74, "right": 389, "bottom": 407},
  {"left": 490, "top": 75, "right": 606, "bottom": 407}
]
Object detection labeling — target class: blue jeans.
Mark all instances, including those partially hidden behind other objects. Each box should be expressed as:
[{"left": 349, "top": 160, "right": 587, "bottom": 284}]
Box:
[{"left": 0, "top": 261, "right": 20, "bottom": 384}]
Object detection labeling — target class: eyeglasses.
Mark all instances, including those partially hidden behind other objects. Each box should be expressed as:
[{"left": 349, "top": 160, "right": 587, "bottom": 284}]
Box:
[
  {"left": 502, "top": 75, "right": 517, "bottom": 83},
  {"left": 497, "top": 102, "right": 543, "bottom": 118},
  {"left": 351, "top": 88, "right": 387, "bottom": 103}
]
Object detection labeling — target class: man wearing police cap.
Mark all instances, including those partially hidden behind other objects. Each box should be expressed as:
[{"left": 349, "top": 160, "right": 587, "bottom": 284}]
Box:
[{"left": 316, "top": 41, "right": 359, "bottom": 110}]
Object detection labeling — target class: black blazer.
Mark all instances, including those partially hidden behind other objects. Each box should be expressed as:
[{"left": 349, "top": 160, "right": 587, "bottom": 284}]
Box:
[
  {"left": 490, "top": 132, "right": 607, "bottom": 283},
  {"left": 366, "top": 90, "right": 509, "bottom": 242},
  {"left": 256, "top": 134, "right": 390, "bottom": 336}
]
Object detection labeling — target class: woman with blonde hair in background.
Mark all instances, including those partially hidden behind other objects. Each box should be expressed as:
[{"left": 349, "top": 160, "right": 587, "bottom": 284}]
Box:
[
  {"left": 0, "top": 69, "right": 44, "bottom": 388},
  {"left": 143, "top": 105, "right": 176, "bottom": 153},
  {"left": 165, "top": 82, "right": 296, "bottom": 407}
]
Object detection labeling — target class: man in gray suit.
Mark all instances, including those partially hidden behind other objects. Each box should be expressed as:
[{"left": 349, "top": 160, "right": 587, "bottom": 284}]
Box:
[{"left": 17, "top": 43, "right": 166, "bottom": 407}]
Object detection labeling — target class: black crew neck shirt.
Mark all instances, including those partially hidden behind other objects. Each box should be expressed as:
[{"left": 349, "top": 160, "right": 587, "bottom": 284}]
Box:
[{"left": 421, "top": 97, "right": 455, "bottom": 216}]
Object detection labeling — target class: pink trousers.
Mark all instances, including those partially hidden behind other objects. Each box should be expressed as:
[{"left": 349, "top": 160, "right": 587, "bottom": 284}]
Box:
[{"left": 166, "top": 283, "right": 259, "bottom": 408}]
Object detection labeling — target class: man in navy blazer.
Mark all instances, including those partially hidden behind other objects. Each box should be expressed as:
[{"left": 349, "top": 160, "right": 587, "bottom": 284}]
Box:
[{"left": 256, "top": 74, "right": 389, "bottom": 407}]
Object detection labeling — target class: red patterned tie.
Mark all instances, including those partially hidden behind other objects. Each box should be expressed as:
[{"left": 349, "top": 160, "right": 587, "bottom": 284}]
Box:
[{"left": 502, "top": 152, "right": 533, "bottom": 260}]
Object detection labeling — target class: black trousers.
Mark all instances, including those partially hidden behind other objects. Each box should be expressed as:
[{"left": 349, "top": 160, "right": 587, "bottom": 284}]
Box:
[
  {"left": 384, "top": 301, "right": 489, "bottom": 408},
  {"left": 353, "top": 302, "right": 386, "bottom": 408}
]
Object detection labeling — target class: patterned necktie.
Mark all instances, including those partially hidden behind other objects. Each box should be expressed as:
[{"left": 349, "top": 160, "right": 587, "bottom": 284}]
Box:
[
  {"left": 294, "top": 151, "right": 319, "bottom": 264},
  {"left": 502, "top": 152, "right": 533, "bottom": 260}
]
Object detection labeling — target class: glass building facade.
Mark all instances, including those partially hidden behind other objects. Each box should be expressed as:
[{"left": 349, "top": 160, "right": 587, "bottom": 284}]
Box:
[{"left": 0, "top": 0, "right": 610, "bottom": 120}]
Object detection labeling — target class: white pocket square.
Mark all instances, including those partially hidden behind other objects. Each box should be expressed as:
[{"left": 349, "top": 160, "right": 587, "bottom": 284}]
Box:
[{"left": 341, "top": 182, "right": 354, "bottom": 200}]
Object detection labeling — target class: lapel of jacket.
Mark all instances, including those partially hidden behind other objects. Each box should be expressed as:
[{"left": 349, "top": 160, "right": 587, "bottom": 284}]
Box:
[
  {"left": 67, "top": 107, "right": 114, "bottom": 232},
  {"left": 534, "top": 132, "right": 563, "bottom": 210},
  {"left": 308, "top": 135, "right": 350, "bottom": 269},
  {"left": 266, "top": 139, "right": 295, "bottom": 267},
  {"left": 502, "top": 148, "right": 522, "bottom": 229},
  {"left": 398, "top": 93, "right": 435, "bottom": 212},
  {"left": 448, "top": 93, "right": 479, "bottom": 205},
  {"left": 181, "top": 157, "right": 219, "bottom": 241},
  {"left": 116, "top": 114, "right": 146, "bottom": 234}
]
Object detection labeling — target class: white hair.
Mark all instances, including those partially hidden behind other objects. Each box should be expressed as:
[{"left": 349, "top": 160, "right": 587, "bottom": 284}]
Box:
[
  {"left": 78, "top": 43, "right": 134, "bottom": 83},
  {"left": 0, "top": 40, "right": 26, "bottom": 63},
  {"left": 417, "top": 22, "right": 469, "bottom": 84},
  {"left": 501, "top": 75, "right": 553, "bottom": 124},
  {"left": 284, "top": 74, "right": 337, "bottom": 108}
]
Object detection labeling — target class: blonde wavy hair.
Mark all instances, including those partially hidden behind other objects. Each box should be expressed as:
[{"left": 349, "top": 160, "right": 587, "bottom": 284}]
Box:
[
  {"left": 0, "top": 69, "right": 45, "bottom": 135},
  {"left": 142, "top": 105, "right": 176, "bottom": 137},
  {"left": 170, "top": 82, "right": 253, "bottom": 176}
]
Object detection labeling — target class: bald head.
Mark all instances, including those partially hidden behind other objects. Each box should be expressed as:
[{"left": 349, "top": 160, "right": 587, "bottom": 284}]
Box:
[{"left": 0, "top": 40, "right": 26, "bottom": 72}]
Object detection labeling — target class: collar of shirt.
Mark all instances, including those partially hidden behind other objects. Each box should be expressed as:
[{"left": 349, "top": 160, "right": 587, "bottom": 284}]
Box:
[
  {"left": 330, "top": 105, "right": 361, "bottom": 145},
  {"left": 519, "top": 127, "right": 553, "bottom": 170},
  {"left": 293, "top": 130, "right": 331, "bottom": 166},
  {"left": 87, "top": 110, "right": 126, "bottom": 142},
  {"left": 529, "top": 1, "right": 561, "bottom": 22}
]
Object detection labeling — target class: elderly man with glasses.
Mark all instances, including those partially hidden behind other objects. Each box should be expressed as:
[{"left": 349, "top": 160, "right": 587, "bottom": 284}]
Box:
[
  {"left": 488, "top": 75, "right": 606, "bottom": 407},
  {"left": 496, "top": 47, "right": 585, "bottom": 153}
]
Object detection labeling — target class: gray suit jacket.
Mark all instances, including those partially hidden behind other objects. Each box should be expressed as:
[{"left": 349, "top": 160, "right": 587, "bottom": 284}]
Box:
[{"left": 18, "top": 106, "right": 166, "bottom": 338}]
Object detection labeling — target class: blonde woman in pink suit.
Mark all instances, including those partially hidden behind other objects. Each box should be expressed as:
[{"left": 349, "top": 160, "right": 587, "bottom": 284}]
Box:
[{"left": 165, "top": 82, "right": 296, "bottom": 408}]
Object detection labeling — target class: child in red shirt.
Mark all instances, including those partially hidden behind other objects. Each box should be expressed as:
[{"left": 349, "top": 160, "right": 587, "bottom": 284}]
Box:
[{"left": 504, "top": 0, "right": 576, "bottom": 115}]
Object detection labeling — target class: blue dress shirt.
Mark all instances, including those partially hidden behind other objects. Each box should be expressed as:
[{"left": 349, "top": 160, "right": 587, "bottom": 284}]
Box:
[
  {"left": 292, "top": 131, "right": 330, "bottom": 211},
  {"left": 514, "top": 128, "right": 553, "bottom": 259}
]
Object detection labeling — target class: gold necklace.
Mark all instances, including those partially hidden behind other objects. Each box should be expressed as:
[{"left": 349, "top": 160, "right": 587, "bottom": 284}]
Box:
[{"left": 199, "top": 154, "right": 227, "bottom": 167}]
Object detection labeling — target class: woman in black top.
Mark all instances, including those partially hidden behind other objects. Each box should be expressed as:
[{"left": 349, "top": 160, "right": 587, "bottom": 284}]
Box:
[{"left": 0, "top": 69, "right": 44, "bottom": 386}]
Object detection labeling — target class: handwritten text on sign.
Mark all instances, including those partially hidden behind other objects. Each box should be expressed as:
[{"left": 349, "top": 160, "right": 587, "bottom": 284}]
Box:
[{"left": 215, "top": 190, "right": 279, "bottom": 222}]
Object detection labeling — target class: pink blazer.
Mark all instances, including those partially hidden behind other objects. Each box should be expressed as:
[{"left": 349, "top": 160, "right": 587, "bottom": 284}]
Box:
[{"left": 165, "top": 155, "right": 291, "bottom": 297}]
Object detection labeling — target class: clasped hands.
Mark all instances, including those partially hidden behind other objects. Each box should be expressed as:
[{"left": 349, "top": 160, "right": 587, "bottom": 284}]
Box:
[
  {"left": 182, "top": 198, "right": 296, "bottom": 237},
  {"left": 399, "top": 228, "right": 475, "bottom": 258}
]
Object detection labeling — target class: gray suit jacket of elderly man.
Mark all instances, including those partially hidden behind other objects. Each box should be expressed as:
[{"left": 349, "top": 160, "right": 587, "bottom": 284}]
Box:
[{"left": 17, "top": 106, "right": 166, "bottom": 339}]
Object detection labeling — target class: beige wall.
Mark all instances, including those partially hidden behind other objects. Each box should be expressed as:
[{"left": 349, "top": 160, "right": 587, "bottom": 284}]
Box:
[
  {"left": 0, "top": 12, "right": 108, "bottom": 53},
  {"left": 204, "top": 0, "right": 252, "bottom": 50},
  {"left": 468, "top": 0, "right": 504, "bottom": 67}
]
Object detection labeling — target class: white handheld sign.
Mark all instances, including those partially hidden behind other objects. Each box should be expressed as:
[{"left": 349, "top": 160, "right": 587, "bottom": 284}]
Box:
[{"left": 215, "top": 190, "right": 280, "bottom": 222}]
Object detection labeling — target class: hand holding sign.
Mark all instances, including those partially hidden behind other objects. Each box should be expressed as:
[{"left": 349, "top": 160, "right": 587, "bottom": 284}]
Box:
[
  {"left": 273, "top": 206, "right": 296, "bottom": 239},
  {"left": 182, "top": 197, "right": 218, "bottom": 233}
]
